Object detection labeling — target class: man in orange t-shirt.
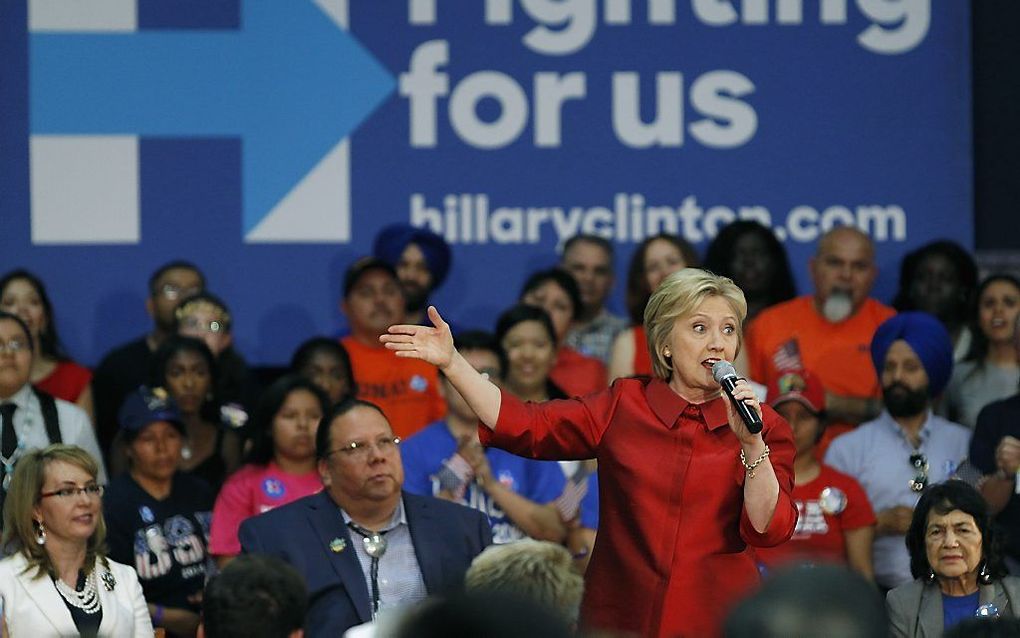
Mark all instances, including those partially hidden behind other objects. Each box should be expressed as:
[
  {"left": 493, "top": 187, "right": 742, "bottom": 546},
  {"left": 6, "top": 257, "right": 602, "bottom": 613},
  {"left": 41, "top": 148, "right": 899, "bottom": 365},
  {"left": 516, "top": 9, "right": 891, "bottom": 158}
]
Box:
[
  {"left": 745, "top": 227, "right": 895, "bottom": 450},
  {"left": 340, "top": 257, "right": 445, "bottom": 438}
]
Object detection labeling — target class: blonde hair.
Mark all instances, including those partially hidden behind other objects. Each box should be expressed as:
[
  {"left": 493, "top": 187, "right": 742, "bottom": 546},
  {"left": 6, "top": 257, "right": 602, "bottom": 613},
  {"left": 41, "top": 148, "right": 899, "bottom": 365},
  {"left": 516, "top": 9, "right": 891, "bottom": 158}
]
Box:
[
  {"left": 1, "top": 444, "right": 108, "bottom": 578},
  {"left": 465, "top": 540, "right": 585, "bottom": 624},
  {"left": 644, "top": 268, "right": 748, "bottom": 379}
]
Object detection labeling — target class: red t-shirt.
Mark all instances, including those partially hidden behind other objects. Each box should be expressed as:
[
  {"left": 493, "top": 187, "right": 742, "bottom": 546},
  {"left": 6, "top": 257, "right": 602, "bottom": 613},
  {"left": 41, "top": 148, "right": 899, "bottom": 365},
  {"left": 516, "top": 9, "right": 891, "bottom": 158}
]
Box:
[
  {"left": 755, "top": 464, "right": 876, "bottom": 569},
  {"left": 550, "top": 346, "right": 607, "bottom": 397},
  {"left": 341, "top": 337, "right": 446, "bottom": 439},
  {"left": 480, "top": 377, "right": 797, "bottom": 638},
  {"left": 35, "top": 360, "right": 91, "bottom": 403}
]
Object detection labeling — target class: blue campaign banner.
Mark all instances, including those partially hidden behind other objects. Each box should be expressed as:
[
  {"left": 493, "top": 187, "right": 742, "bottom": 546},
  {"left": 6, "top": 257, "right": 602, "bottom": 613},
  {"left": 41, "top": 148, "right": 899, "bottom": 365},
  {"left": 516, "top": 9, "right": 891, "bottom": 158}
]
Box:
[{"left": 0, "top": 0, "right": 971, "bottom": 366}]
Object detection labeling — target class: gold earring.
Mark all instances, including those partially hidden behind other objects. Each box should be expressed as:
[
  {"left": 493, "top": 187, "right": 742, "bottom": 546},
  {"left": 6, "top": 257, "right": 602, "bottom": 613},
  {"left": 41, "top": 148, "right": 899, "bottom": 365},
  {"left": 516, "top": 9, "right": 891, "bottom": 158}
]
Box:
[{"left": 663, "top": 349, "right": 671, "bottom": 358}]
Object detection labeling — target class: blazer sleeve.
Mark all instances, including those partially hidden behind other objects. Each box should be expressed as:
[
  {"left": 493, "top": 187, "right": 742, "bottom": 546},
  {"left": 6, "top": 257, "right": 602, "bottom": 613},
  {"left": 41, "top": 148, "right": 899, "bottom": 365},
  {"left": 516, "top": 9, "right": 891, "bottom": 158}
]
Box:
[
  {"left": 885, "top": 584, "right": 918, "bottom": 638},
  {"left": 238, "top": 516, "right": 265, "bottom": 555},
  {"left": 120, "top": 564, "right": 155, "bottom": 637}
]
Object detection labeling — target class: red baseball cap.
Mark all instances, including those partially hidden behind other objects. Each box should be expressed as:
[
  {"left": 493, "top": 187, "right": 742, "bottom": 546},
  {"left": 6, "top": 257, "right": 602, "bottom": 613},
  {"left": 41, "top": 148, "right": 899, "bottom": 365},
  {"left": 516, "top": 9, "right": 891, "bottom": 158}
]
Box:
[{"left": 767, "top": 369, "right": 825, "bottom": 414}]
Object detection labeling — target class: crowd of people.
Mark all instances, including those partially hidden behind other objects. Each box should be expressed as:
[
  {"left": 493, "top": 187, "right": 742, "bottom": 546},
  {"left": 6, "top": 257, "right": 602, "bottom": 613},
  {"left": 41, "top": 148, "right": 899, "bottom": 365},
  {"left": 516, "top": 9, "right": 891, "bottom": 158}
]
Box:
[{"left": 1, "top": 221, "right": 1019, "bottom": 637}]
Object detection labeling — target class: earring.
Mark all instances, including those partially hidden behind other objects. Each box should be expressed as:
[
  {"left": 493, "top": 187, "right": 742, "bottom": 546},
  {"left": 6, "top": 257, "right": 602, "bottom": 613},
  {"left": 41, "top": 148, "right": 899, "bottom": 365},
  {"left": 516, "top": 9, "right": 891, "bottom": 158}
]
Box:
[
  {"left": 926, "top": 569, "right": 936, "bottom": 585},
  {"left": 35, "top": 521, "right": 46, "bottom": 546},
  {"left": 663, "top": 349, "right": 671, "bottom": 358},
  {"left": 979, "top": 560, "right": 992, "bottom": 584}
]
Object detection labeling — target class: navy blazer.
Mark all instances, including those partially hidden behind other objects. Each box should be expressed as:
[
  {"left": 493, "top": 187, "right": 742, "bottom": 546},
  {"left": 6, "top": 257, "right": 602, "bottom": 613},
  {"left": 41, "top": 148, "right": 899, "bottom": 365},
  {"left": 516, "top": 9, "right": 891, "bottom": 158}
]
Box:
[{"left": 239, "top": 490, "right": 492, "bottom": 637}]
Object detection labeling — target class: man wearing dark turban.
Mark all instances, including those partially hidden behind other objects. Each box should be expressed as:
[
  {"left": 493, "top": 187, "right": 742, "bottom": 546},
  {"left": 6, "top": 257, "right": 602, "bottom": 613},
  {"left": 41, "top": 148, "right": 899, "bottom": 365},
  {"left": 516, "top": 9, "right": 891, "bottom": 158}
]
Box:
[
  {"left": 825, "top": 312, "right": 972, "bottom": 590},
  {"left": 373, "top": 224, "right": 452, "bottom": 326}
]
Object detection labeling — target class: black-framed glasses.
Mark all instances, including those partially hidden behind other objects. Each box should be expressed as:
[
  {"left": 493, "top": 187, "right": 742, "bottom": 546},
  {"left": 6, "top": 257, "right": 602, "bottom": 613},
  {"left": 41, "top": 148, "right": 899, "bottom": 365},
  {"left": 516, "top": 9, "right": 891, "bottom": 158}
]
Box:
[
  {"left": 909, "top": 453, "right": 929, "bottom": 492},
  {"left": 326, "top": 436, "right": 401, "bottom": 461},
  {"left": 40, "top": 484, "right": 104, "bottom": 500}
]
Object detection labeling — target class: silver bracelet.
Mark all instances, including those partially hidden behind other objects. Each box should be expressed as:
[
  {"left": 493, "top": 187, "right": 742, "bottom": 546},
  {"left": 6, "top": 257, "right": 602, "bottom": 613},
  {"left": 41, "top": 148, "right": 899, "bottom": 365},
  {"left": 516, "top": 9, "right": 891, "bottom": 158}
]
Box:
[{"left": 740, "top": 445, "right": 771, "bottom": 479}]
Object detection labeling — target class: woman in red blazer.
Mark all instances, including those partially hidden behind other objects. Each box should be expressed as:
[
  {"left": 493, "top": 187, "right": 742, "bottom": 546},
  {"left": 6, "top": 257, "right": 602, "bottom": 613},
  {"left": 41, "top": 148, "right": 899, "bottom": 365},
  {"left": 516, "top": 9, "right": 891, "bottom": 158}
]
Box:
[{"left": 382, "top": 268, "right": 798, "bottom": 638}]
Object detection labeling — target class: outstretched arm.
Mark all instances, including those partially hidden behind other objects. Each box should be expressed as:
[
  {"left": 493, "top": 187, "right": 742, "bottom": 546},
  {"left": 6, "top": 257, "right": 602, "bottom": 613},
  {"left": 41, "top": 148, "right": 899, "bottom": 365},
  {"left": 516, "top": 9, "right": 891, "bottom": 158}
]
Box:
[{"left": 381, "top": 306, "right": 502, "bottom": 429}]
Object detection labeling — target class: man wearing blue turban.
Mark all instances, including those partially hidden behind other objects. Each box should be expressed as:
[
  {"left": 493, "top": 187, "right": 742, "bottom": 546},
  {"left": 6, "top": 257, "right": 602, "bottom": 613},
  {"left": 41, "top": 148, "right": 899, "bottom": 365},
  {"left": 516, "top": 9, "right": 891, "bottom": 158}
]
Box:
[
  {"left": 373, "top": 224, "right": 452, "bottom": 327},
  {"left": 825, "top": 312, "right": 972, "bottom": 590}
]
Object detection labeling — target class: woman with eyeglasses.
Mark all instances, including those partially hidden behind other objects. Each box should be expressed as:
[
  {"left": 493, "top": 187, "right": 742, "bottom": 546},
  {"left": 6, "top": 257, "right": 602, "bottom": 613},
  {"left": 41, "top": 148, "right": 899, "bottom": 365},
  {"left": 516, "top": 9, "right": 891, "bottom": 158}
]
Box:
[
  {"left": 103, "top": 386, "right": 215, "bottom": 638},
  {"left": 887, "top": 480, "right": 1019, "bottom": 636},
  {"left": 0, "top": 444, "right": 152, "bottom": 637}
]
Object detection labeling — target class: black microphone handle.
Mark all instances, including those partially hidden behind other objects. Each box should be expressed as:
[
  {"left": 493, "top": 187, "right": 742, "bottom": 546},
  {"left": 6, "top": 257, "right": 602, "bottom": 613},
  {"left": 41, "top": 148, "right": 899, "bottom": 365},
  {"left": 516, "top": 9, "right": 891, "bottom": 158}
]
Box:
[{"left": 720, "top": 376, "right": 764, "bottom": 434}]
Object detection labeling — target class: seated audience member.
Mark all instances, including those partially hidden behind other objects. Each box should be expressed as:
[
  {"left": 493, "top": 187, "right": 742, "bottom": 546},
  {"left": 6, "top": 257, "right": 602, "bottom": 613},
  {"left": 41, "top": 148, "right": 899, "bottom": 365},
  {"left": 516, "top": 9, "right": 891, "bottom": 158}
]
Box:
[
  {"left": 0, "top": 312, "right": 106, "bottom": 507},
  {"left": 290, "top": 337, "right": 356, "bottom": 406},
  {"left": 608, "top": 233, "right": 698, "bottom": 380},
  {"left": 724, "top": 564, "right": 888, "bottom": 638},
  {"left": 892, "top": 240, "right": 979, "bottom": 362},
  {"left": 969, "top": 342, "right": 1020, "bottom": 573},
  {"left": 393, "top": 593, "right": 573, "bottom": 638},
  {"left": 520, "top": 268, "right": 607, "bottom": 396},
  {"left": 149, "top": 336, "right": 242, "bottom": 490},
  {"left": 559, "top": 235, "right": 628, "bottom": 363},
  {"left": 0, "top": 444, "right": 152, "bottom": 637},
  {"left": 745, "top": 227, "right": 896, "bottom": 448},
  {"left": 239, "top": 397, "right": 491, "bottom": 637},
  {"left": 93, "top": 260, "right": 205, "bottom": 456},
  {"left": 210, "top": 375, "right": 328, "bottom": 565},
  {"left": 941, "top": 275, "right": 1020, "bottom": 429},
  {"left": 465, "top": 539, "right": 585, "bottom": 628},
  {"left": 199, "top": 554, "right": 308, "bottom": 638},
  {"left": 103, "top": 387, "right": 215, "bottom": 637},
  {"left": 493, "top": 306, "right": 599, "bottom": 565},
  {"left": 340, "top": 257, "right": 444, "bottom": 439},
  {"left": 886, "top": 480, "right": 1020, "bottom": 636},
  {"left": 373, "top": 224, "right": 452, "bottom": 327},
  {"left": 175, "top": 292, "right": 259, "bottom": 413},
  {"left": 401, "top": 331, "right": 567, "bottom": 544},
  {"left": 702, "top": 221, "right": 797, "bottom": 324},
  {"left": 0, "top": 269, "right": 94, "bottom": 417},
  {"left": 754, "top": 369, "right": 875, "bottom": 580},
  {"left": 826, "top": 312, "right": 971, "bottom": 590}
]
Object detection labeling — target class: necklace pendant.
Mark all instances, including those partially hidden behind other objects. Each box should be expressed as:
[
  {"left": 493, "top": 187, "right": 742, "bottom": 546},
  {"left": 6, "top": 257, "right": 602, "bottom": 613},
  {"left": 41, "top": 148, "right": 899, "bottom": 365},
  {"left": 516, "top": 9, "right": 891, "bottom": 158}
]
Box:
[{"left": 363, "top": 534, "right": 387, "bottom": 558}]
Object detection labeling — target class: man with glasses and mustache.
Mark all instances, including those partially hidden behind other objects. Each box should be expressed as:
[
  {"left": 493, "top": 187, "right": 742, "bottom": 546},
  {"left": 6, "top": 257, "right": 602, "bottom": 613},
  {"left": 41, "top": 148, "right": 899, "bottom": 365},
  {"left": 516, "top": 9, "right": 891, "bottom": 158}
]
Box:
[
  {"left": 239, "top": 396, "right": 491, "bottom": 637},
  {"left": 825, "top": 312, "right": 971, "bottom": 591}
]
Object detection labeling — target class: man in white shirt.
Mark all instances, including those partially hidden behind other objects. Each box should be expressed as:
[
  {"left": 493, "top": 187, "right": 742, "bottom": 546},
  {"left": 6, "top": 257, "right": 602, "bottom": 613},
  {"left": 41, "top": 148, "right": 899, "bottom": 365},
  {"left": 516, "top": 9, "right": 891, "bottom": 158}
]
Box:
[{"left": 0, "top": 311, "right": 106, "bottom": 499}]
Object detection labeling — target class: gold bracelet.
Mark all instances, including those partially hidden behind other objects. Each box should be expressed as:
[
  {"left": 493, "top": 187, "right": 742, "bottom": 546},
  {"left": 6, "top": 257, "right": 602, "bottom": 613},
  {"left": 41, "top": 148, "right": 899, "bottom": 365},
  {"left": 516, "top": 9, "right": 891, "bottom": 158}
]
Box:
[{"left": 740, "top": 445, "right": 771, "bottom": 478}]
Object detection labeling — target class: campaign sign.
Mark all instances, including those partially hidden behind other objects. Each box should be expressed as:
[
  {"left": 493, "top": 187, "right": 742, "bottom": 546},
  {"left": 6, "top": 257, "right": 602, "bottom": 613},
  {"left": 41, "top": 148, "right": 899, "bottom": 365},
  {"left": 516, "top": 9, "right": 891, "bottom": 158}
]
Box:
[{"left": 0, "top": 0, "right": 971, "bottom": 365}]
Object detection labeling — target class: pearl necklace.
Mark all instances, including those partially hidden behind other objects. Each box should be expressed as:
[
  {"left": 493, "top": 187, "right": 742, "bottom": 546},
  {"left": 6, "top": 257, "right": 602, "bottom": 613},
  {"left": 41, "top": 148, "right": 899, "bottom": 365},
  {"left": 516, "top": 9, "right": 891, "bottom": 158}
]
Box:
[{"left": 53, "top": 570, "right": 102, "bottom": 615}]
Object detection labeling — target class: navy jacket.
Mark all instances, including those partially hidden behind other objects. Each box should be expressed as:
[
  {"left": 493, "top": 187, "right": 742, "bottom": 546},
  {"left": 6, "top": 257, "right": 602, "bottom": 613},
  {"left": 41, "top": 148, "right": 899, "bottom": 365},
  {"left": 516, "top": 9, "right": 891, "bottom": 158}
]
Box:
[{"left": 239, "top": 490, "right": 492, "bottom": 637}]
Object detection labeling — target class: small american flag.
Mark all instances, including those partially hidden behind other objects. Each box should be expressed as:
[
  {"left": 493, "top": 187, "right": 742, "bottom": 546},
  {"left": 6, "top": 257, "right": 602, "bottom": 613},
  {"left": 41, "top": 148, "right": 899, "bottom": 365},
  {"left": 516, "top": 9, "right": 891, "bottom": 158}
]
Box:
[
  {"left": 435, "top": 453, "right": 474, "bottom": 499},
  {"left": 772, "top": 338, "right": 802, "bottom": 372},
  {"left": 554, "top": 464, "right": 593, "bottom": 521}
]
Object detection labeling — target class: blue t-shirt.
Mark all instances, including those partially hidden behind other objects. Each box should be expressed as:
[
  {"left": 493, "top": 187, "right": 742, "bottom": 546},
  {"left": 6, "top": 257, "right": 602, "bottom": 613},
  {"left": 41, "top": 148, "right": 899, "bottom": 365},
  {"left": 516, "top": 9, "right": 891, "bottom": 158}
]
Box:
[
  {"left": 942, "top": 591, "right": 980, "bottom": 631},
  {"left": 402, "top": 421, "right": 567, "bottom": 543}
]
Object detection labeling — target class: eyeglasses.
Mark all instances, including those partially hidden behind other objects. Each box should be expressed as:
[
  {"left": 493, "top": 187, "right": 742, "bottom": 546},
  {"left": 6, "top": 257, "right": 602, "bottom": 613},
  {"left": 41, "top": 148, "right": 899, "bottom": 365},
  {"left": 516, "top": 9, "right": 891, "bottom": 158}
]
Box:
[
  {"left": 0, "top": 338, "right": 30, "bottom": 355},
  {"left": 157, "top": 284, "right": 201, "bottom": 301},
  {"left": 40, "top": 484, "right": 104, "bottom": 500},
  {"left": 180, "top": 317, "right": 226, "bottom": 334},
  {"left": 326, "top": 436, "right": 401, "bottom": 461},
  {"left": 909, "top": 453, "right": 929, "bottom": 492}
]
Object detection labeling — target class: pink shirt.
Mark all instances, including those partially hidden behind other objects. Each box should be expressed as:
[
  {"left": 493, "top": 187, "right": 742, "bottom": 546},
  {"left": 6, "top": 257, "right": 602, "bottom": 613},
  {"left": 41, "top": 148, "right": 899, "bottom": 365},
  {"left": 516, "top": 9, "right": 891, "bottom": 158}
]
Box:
[{"left": 208, "top": 462, "right": 322, "bottom": 555}]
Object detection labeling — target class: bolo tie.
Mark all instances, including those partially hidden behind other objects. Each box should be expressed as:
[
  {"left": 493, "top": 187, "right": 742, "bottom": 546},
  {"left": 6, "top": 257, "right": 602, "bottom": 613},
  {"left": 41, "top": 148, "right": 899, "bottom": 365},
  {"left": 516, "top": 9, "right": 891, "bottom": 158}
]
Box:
[{"left": 347, "top": 523, "right": 389, "bottom": 618}]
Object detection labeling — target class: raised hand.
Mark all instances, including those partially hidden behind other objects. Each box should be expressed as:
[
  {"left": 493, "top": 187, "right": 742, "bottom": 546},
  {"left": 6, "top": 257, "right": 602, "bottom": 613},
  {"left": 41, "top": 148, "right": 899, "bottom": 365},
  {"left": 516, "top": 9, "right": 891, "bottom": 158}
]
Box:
[{"left": 380, "top": 306, "right": 454, "bottom": 370}]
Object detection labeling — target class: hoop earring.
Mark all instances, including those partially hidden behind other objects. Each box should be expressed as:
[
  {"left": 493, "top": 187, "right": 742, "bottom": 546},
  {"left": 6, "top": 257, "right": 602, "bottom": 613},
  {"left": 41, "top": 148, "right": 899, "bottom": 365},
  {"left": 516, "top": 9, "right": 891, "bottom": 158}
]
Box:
[{"left": 35, "top": 521, "right": 46, "bottom": 546}]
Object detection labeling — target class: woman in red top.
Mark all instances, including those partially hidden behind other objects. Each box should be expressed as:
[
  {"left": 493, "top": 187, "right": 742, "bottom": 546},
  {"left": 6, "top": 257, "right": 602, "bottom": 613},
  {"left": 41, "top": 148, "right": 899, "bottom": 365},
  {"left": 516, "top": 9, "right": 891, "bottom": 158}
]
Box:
[
  {"left": 0, "top": 270, "right": 93, "bottom": 417},
  {"left": 383, "top": 268, "right": 797, "bottom": 638},
  {"left": 608, "top": 233, "right": 699, "bottom": 381},
  {"left": 754, "top": 368, "right": 876, "bottom": 580},
  {"left": 519, "top": 268, "right": 607, "bottom": 397}
]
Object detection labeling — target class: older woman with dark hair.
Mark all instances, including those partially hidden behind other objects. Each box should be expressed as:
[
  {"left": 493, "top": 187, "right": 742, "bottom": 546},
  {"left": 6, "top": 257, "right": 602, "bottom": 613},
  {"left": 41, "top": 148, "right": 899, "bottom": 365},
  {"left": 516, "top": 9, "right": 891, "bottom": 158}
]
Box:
[
  {"left": 887, "top": 480, "right": 1020, "bottom": 636},
  {"left": 0, "top": 444, "right": 151, "bottom": 637},
  {"left": 519, "top": 269, "right": 607, "bottom": 397},
  {"left": 383, "top": 268, "right": 797, "bottom": 638}
]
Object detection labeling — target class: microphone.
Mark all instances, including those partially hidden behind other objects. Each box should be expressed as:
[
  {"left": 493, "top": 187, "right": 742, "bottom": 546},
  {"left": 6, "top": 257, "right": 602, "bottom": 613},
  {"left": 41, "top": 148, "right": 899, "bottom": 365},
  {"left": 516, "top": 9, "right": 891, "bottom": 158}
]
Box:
[{"left": 711, "top": 361, "right": 763, "bottom": 434}]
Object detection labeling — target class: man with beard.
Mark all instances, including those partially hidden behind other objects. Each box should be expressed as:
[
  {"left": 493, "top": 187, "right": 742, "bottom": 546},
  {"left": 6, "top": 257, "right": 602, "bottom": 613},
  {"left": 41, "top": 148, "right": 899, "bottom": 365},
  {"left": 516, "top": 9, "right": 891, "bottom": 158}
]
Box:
[
  {"left": 373, "top": 224, "right": 452, "bottom": 327},
  {"left": 825, "top": 312, "right": 971, "bottom": 590},
  {"left": 340, "top": 258, "right": 445, "bottom": 439},
  {"left": 745, "top": 227, "right": 895, "bottom": 451},
  {"left": 92, "top": 260, "right": 205, "bottom": 456}
]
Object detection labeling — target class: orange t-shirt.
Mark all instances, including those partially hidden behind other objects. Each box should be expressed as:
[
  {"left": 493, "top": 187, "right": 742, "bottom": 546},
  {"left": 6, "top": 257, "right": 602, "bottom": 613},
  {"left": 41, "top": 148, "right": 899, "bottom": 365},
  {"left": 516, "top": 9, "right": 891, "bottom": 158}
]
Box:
[
  {"left": 341, "top": 337, "right": 446, "bottom": 439},
  {"left": 550, "top": 346, "right": 607, "bottom": 397}
]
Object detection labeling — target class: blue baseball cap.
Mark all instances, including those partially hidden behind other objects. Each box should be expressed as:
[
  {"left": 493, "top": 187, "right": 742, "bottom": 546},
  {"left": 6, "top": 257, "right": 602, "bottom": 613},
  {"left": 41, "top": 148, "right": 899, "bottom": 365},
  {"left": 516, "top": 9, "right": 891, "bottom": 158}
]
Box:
[{"left": 118, "top": 386, "right": 185, "bottom": 438}]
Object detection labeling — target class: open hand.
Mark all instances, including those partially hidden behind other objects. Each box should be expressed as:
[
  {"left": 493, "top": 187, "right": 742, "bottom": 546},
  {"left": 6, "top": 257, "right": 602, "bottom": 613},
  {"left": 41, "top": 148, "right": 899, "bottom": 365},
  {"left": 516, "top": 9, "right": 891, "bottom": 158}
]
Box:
[{"left": 380, "top": 306, "right": 455, "bottom": 370}]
